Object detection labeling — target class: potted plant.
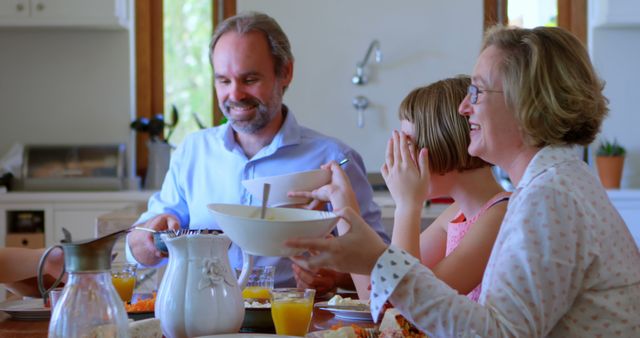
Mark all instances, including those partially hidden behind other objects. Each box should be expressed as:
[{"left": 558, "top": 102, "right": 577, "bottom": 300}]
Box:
[{"left": 595, "top": 139, "right": 626, "bottom": 189}]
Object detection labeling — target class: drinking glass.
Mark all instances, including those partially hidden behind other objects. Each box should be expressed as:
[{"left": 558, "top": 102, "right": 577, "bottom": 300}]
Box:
[
  {"left": 241, "top": 265, "right": 275, "bottom": 300},
  {"left": 270, "top": 288, "right": 315, "bottom": 336},
  {"left": 111, "top": 263, "right": 137, "bottom": 303},
  {"left": 48, "top": 287, "right": 64, "bottom": 310}
]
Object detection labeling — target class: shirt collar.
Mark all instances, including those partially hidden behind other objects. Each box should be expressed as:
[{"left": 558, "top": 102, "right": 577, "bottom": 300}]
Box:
[
  {"left": 269, "top": 105, "right": 302, "bottom": 149},
  {"left": 220, "top": 105, "right": 302, "bottom": 153},
  {"left": 517, "top": 145, "right": 581, "bottom": 189}
]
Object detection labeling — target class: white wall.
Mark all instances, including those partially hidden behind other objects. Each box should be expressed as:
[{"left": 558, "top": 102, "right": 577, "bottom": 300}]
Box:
[
  {"left": 0, "top": 28, "right": 133, "bottom": 174},
  {"left": 589, "top": 0, "right": 640, "bottom": 188},
  {"left": 238, "top": 0, "right": 483, "bottom": 172}
]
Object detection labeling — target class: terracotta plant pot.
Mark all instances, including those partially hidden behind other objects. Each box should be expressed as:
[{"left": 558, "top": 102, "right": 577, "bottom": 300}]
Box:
[{"left": 595, "top": 156, "right": 625, "bottom": 189}]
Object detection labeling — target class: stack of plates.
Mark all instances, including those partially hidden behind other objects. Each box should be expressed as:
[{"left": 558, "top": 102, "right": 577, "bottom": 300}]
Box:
[{"left": 0, "top": 298, "right": 50, "bottom": 321}]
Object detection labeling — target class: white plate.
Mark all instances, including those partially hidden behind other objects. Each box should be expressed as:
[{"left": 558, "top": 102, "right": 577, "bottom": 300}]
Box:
[
  {"left": 0, "top": 298, "right": 50, "bottom": 321},
  {"left": 307, "top": 328, "right": 377, "bottom": 338},
  {"left": 315, "top": 301, "right": 373, "bottom": 322},
  {"left": 195, "top": 335, "right": 298, "bottom": 338}
]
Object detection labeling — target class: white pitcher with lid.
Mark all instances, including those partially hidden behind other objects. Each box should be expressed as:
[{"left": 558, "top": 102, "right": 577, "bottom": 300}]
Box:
[{"left": 155, "top": 231, "right": 254, "bottom": 338}]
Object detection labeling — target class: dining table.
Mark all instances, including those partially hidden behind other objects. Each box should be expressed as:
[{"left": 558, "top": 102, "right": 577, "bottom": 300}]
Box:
[{"left": 0, "top": 301, "right": 376, "bottom": 338}]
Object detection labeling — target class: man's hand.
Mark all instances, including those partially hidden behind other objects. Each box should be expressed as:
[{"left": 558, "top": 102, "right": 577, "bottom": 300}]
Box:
[
  {"left": 127, "top": 214, "right": 180, "bottom": 266},
  {"left": 286, "top": 207, "right": 387, "bottom": 275},
  {"left": 292, "top": 264, "right": 339, "bottom": 296}
]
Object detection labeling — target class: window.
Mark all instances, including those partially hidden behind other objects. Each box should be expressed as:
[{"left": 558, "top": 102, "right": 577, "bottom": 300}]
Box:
[
  {"left": 483, "top": 0, "right": 586, "bottom": 44},
  {"left": 508, "top": 0, "right": 558, "bottom": 27},
  {"left": 134, "top": 0, "right": 235, "bottom": 179},
  {"left": 163, "top": 0, "right": 213, "bottom": 145}
]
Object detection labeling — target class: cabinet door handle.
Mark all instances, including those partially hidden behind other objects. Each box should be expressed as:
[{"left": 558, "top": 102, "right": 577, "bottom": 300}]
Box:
[
  {"left": 36, "top": 3, "right": 45, "bottom": 11},
  {"left": 22, "top": 239, "right": 29, "bottom": 246},
  {"left": 16, "top": 3, "right": 25, "bottom": 11}
]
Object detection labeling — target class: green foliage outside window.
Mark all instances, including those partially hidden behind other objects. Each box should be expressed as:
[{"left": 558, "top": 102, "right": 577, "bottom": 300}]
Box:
[{"left": 163, "top": 0, "right": 213, "bottom": 146}]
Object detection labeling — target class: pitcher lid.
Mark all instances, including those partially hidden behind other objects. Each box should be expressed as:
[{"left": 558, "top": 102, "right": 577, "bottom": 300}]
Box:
[{"left": 62, "top": 229, "right": 128, "bottom": 272}]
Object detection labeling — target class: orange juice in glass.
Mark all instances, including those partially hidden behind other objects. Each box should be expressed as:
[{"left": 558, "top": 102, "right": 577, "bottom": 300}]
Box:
[
  {"left": 240, "top": 265, "right": 275, "bottom": 300},
  {"left": 242, "top": 286, "right": 271, "bottom": 299},
  {"left": 270, "top": 288, "right": 315, "bottom": 336},
  {"left": 111, "top": 263, "right": 136, "bottom": 303}
]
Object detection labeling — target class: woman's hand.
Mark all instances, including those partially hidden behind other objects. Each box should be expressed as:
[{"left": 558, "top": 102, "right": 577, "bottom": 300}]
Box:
[
  {"left": 381, "top": 130, "right": 430, "bottom": 211},
  {"left": 286, "top": 207, "right": 387, "bottom": 275}
]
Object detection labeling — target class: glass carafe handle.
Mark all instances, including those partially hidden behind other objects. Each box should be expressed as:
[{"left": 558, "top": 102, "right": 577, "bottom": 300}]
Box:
[{"left": 37, "top": 245, "right": 65, "bottom": 306}]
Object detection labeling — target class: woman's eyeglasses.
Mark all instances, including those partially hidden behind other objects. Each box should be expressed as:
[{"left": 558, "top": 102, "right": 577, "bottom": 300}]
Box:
[{"left": 467, "top": 84, "right": 503, "bottom": 104}]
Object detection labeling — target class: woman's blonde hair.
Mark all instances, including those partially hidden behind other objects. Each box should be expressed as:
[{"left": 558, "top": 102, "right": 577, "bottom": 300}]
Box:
[
  {"left": 483, "top": 25, "right": 608, "bottom": 147},
  {"left": 398, "top": 76, "right": 489, "bottom": 175}
]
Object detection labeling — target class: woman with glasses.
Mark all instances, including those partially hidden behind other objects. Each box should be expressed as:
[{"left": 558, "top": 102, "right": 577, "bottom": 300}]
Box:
[
  {"left": 287, "top": 25, "right": 640, "bottom": 337},
  {"left": 291, "top": 76, "right": 509, "bottom": 304}
]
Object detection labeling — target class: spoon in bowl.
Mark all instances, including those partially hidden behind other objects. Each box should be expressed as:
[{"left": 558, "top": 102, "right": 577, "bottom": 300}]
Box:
[{"left": 260, "top": 183, "right": 271, "bottom": 219}]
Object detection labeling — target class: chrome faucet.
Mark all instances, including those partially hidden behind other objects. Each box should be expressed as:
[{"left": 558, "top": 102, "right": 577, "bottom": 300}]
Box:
[{"left": 352, "top": 39, "right": 382, "bottom": 85}]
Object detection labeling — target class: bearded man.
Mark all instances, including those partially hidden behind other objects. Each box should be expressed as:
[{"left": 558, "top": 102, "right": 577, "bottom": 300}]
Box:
[{"left": 127, "top": 12, "right": 388, "bottom": 294}]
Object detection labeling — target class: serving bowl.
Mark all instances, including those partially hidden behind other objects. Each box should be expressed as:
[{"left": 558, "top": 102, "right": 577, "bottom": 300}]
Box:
[
  {"left": 207, "top": 203, "right": 339, "bottom": 257},
  {"left": 241, "top": 169, "right": 331, "bottom": 207},
  {"left": 242, "top": 305, "right": 274, "bottom": 332}
]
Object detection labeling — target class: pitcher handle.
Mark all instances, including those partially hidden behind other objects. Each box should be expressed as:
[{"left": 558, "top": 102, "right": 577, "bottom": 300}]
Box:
[
  {"left": 236, "top": 251, "right": 255, "bottom": 290},
  {"left": 37, "top": 245, "right": 65, "bottom": 306}
]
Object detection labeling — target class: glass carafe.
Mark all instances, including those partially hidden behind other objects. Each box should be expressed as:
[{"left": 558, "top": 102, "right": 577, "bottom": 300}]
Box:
[
  {"left": 49, "top": 271, "right": 129, "bottom": 337},
  {"left": 38, "top": 229, "right": 130, "bottom": 338}
]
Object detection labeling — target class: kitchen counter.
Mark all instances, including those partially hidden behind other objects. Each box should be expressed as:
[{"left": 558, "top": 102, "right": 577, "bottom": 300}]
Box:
[
  {"left": 373, "top": 191, "right": 448, "bottom": 235},
  {"left": 0, "top": 190, "right": 155, "bottom": 203}
]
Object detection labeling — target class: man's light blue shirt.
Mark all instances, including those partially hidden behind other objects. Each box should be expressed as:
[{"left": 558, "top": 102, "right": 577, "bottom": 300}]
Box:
[{"left": 127, "top": 109, "right": 388, "bottom": 286}]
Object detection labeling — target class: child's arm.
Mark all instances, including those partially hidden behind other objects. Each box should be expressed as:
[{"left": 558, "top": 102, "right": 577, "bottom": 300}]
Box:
[
  {"left": 430, "top": 202, "right": 507, "bottom": 294},
  {"left": 418, "top": 203, "right": 459, "bottom": 267}
]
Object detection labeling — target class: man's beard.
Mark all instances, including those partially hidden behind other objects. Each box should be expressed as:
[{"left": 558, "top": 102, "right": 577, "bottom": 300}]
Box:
[{"left": 221, "top": 86, "right": 282, "bottom": 134}]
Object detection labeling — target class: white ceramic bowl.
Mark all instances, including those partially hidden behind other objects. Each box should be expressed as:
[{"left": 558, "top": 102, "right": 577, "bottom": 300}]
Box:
[
  {"left": 207, "top": 203, "right": 339, "bottom": 257},
  {"left": 241, "top": 169, "right": 331, "bottom": 207}
]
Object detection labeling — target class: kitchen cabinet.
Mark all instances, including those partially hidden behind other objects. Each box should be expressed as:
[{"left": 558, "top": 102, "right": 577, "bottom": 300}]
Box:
[
  {"left": 0, "top": 191, "right": 153, "bottom": 247},
  {"left": 0, "top": 191, "right": 153, "bottom": 301},
  {"left": 0, "top": 0, "right": 130, "bottom": 29}
]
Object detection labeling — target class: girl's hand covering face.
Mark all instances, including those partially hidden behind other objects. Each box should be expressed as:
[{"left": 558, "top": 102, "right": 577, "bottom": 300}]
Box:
[
  {"left": 381, "top": 130, "right": 431, "bottom": 209},
  {"left": 285, "top": 207, "right": 387, "bottom": 275}
]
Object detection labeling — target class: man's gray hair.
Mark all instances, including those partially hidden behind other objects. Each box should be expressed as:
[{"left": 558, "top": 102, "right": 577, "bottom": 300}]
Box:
[{"left": 210, "top": 11, "right": 294, "bottom": 78}]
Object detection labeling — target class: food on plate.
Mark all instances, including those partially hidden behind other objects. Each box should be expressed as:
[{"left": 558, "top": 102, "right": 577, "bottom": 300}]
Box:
[
  {"left": 129, "top": 318, "right": 162, "bottom": 338},
  {"left": 244, "top": 299, "right": 271, "bottom": 308},
  {"left": 125, "top": 293, "right": 156, "bottom": 313},
  {"left": 323, "top": 326, "right": 358, "bottom": 338},
  {"left": 328, "top": 295, "right": 362, "bottom": 306},
  {"left": 324, "top": 324, "right": 370, "bottom": 338},
  {"left": 327, "top": 295, "right": 369, "bottom": 308},
  {"left": 379, "top": 308, "right": 428, "bottom": 338}
]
